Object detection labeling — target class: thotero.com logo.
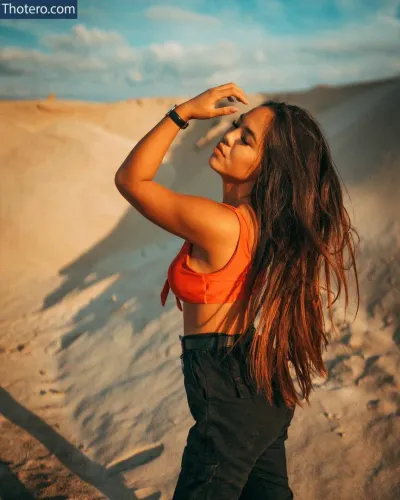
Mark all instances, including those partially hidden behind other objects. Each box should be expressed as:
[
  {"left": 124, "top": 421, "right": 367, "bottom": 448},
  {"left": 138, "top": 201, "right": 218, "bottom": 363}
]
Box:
[{"left": 1, "top": 1, "right": 77, "bottom": 19}]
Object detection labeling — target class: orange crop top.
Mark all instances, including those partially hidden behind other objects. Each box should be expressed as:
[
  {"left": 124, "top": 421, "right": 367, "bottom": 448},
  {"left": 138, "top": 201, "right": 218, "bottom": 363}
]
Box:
[{"left": 160, "top": 203, "right": 252, "bottom": 311}]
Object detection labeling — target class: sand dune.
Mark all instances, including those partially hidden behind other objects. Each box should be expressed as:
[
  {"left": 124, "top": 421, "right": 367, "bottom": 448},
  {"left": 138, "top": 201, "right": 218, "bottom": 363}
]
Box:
[{"left": 0, "top": 77, "right": 399, "bottom": 499}]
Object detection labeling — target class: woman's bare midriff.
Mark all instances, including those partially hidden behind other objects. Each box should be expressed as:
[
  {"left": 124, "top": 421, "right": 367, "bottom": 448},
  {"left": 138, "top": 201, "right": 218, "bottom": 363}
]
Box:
[
  {"left": 182, "top": 301, "right": 251, "bottom": 335},
  {"left": 182, "top": 205, "right": 257, "bottom": 336}
]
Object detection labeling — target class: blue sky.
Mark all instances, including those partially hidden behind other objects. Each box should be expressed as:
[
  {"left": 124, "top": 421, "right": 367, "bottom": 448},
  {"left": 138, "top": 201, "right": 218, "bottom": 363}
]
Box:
[{"left": 0, "top": 0, "right": 399, "bottom": 100}]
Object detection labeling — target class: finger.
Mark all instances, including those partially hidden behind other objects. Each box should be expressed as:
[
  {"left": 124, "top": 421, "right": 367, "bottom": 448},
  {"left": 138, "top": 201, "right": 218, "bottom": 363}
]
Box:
[
  {"left": 214, "top": 81, "right": 237, "bottom": 90},
  {"left": 216, "top": 82, "right": 246, "bottom": 97},
  {"left": 214, "top": 106, "right": 239, "bottom": 116},
  {"left": 216, "top": 86, "right": 248, "bottom": 105}
]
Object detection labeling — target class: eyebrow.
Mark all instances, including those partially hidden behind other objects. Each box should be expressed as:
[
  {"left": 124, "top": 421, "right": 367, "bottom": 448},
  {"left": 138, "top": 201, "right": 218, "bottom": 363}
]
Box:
[{"left": 239, "top": 113, "right": 257, "bottom": 143}]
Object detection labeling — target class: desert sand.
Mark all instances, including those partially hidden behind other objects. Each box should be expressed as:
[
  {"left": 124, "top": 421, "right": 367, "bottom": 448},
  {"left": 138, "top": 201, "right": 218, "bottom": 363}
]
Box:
[{"left": 0, "top": 76, "right": 399, "bottom": 499}]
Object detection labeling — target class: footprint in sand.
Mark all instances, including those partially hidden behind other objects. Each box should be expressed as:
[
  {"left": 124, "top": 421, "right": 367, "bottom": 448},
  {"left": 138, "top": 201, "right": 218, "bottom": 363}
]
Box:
[
  {"left": 322, "top": 409, "right": 345, "bottom": 437},
  {"left": 326, "top": 353, "right": 366, "bottom": 386},
  {"left": 38, "top": 387, "right": 64, "bottom": 399}
]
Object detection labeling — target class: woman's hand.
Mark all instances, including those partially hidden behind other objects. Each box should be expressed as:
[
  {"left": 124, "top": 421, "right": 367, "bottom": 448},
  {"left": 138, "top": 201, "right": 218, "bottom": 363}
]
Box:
[{"left": 177, "top": 82, "right": 249, "bottom": 121}]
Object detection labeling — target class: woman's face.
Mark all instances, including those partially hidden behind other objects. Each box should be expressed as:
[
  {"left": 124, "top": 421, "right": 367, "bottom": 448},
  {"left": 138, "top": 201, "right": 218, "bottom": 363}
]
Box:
[{"left": 209, "top": 105, "right": 273, "bottom": 182}]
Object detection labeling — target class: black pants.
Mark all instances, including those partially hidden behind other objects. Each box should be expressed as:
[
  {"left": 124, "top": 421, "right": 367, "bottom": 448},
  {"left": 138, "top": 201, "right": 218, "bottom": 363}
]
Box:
[{"left": 172, "top": 331, "right": 295, "bottom": 500}]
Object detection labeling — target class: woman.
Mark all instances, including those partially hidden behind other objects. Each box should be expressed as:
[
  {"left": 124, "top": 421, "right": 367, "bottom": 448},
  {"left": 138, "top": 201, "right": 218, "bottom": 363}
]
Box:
[{"left": 115, "top": 82, "right": 360, "bottom": 499}]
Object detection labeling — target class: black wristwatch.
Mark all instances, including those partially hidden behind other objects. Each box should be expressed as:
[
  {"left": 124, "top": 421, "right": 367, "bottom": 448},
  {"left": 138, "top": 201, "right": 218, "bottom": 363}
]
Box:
[{"left": 165, "top": 104, "right": 189, "bottom": 129}]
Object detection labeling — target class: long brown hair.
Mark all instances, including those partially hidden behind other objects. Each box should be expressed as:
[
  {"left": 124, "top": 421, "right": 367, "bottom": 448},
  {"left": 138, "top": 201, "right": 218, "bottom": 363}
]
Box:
[{"left": 225, "top": 100, "right": 360, "bottom": 410}]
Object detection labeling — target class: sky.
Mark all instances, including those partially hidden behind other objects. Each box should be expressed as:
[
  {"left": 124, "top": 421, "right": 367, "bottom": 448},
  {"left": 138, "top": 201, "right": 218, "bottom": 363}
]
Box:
[{"left": 0, "top": 0, "right": 399, "bottom": 101}]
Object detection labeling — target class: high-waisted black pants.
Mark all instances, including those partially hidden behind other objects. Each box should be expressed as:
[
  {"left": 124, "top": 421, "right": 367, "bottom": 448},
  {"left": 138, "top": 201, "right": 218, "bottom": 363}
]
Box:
[{"left": 172, "top": 331, "right": 296, "bottom": 499}]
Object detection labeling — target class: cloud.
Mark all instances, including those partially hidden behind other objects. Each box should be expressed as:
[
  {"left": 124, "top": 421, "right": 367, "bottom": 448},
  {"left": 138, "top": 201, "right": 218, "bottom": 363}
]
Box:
[
  {"left": 144, "top": 5, "right": 221, "bottom": 24},
  {"left": 0, "top": 23, "right": 131, "bottom": 85},
  {"left": 0, "top": 19, "right": 52, "bottom": 36},
  {"left": 130, "top": 40, "right": 244, "bottom": 87},
  {"left": 115, "top": 46, "right": 139, "bottom": 62},
  {"left": 1, "top": 46, "right": 50, "bottom": 62},
  {"left": 149, "top": 42, "right": 184, "bottom": 62},
  {"left": 0, "top": 61, "right": 28, "bottom": 76},
  {"left": 41, "top": 24, "right": 127, "bottom": 53},
  {"left": 1, "top": 4, "right": 400, "bottom": 101},
  {"left": 126, "top": 70, "right": 143, "bottom": 85},
  {"left": 294, "top": 10, "right": 400, "bottom": 63},
  {"left": 0, "top": 45, "right": 108, "bottom": 76}
]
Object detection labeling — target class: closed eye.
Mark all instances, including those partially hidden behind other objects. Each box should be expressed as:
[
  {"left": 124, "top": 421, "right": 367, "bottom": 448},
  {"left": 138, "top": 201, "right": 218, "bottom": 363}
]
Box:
[{"left": 231, "top": 119, "right": 249, "bottom": 145}]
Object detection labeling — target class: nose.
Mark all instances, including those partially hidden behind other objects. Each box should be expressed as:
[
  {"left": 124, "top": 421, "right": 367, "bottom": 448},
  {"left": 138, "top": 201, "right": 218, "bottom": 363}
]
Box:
[
  {"left": 220, "top": 134, "right": 231, "bottom": 148},
  {"left": 221, "top": 122, "right": 238, "bottom": 147}
]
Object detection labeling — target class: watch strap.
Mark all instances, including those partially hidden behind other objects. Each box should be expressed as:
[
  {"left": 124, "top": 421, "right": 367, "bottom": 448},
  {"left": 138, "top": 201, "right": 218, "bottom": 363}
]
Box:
[{"left": 165, "top": 104, "right": 189, "bottom": 129}]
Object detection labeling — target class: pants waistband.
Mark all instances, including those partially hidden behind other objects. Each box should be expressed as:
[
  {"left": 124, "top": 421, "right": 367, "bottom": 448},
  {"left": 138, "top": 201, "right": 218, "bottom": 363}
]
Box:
[{"left": 179, "top": 326, "right": 256, "bottom": 353}]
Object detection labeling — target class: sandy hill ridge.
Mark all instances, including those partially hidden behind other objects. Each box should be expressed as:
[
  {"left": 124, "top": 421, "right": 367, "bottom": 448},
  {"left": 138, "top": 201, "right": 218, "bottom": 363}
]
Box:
[{"left": 0, "top": 76, "right": 399, "bottom": 499}]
